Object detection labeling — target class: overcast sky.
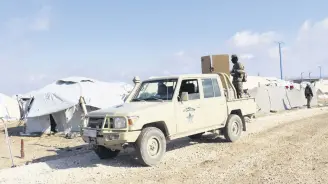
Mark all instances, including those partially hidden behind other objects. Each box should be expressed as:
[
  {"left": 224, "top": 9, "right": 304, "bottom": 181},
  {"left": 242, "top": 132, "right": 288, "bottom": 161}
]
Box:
[{"left": 1, "top": 0, "right": 327, "bottom": 95}]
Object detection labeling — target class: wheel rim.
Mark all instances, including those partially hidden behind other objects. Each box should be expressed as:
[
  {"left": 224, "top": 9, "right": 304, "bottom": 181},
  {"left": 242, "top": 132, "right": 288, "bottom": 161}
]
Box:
[
  {"left": 147, "top": 136, "right": 160, "bottom": 157},
  {"left": 232, "top": 121, "right": 240, "bottom": 135}
]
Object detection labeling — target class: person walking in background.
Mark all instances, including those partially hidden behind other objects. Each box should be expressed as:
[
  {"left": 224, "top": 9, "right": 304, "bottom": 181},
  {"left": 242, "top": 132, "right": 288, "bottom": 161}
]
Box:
[
  {"left": 230, "top": 54, "right": 246, "bottom": 98},
  {"left": 304, "top": 84, "right": 313, "bottom": 108}
]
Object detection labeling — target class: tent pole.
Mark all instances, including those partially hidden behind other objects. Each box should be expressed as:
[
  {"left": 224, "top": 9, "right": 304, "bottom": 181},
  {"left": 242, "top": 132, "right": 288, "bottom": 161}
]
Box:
[
  {"left": 79, "top": 96, "right": 88, "bottom": 134},
  {"left": 79, "top": 96, "right": 88, "bottom": 115},
  {"left": 1, "top": 118, "right": 16, "bottom": 167}
]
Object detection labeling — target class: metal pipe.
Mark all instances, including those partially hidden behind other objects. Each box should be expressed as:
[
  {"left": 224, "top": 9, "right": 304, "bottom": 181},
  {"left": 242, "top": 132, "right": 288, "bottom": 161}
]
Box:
[
  {"left": 124, "top": 76, "right": 141, "bottom": 103},
  {"left": 318, "top": 66, "right": 322, "bottom": 79},
  {"left": 20, "top": 139, "right": 25, "bottom": 159},
  {"left": 1, "top": 119, "right": 15, "bottom": 167},
  {"left": 277, "top": 42, "right": 284, "bottom": 80}
]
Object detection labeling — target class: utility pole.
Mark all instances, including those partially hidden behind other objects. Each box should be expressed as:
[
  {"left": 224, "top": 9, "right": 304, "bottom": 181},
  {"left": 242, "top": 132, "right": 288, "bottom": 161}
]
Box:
[
  {"left": 318, "top": 66, "right": 322, "bottom": 79},
  {"left": 276, "top": 42, "right": 284, "bottom": 80},
  {"left": 301, "top": 72, "right": 304, "bottom": 81},
  {"left": 309, "top": 72, "right": 312, "bottom": 79}
]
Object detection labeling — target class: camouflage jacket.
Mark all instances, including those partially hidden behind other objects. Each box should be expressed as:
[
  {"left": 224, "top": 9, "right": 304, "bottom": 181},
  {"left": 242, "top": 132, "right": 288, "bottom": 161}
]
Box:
[
  {"left": 304, "top": 86, "right": 313, "bottom": 97},
  {"left": 230, "top": 62, "right": 245, "bottom": 82}
]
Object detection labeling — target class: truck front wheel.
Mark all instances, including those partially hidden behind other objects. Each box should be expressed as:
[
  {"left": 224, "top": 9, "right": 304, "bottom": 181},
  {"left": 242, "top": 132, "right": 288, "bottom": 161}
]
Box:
[
  {"left": 224, "top": 114, "right": 243, "bottom": 142},
  {"left": 135, "top": 127, "right": 166, "bottom": 166},
  {"left": 94, "top": 145, "right": 120, "bottom": 159}
]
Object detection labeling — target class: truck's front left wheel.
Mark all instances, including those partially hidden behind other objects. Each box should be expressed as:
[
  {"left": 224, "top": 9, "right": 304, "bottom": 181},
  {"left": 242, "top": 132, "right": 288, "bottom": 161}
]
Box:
[
  {"left": 135, "top": 127, "right": 166, "bottom": 166},
  {"left": 94, "top": 145, "right": 120, "bottom": 159}
]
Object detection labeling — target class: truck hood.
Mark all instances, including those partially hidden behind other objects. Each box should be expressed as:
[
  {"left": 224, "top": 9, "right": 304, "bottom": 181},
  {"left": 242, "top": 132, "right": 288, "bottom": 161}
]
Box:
[{"left": 87, "top": 102, "right": 164, "bottom": 117}]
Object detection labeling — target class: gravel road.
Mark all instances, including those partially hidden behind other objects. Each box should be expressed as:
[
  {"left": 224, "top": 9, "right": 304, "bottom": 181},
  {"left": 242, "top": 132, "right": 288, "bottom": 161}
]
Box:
[{"left": 1, "top": 107, "right": 328, "bottom": 184}]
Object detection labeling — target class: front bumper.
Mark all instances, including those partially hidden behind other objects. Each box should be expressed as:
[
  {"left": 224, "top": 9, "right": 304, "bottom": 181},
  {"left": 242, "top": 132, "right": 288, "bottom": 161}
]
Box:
[{"left": 82, "top": 129, "right": 141, "bottom": 147}]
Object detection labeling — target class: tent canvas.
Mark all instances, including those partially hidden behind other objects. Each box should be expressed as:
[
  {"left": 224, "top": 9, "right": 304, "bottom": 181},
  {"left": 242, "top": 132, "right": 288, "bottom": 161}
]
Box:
[
  {"left": 22, "top": 76, "right": 133, "bottom": 134},
  {"left": 26, "top": 105, "right": 98, "bottom": 134},
  {"left": 0, "top": 93, "right": 21, "bottom": 121}
]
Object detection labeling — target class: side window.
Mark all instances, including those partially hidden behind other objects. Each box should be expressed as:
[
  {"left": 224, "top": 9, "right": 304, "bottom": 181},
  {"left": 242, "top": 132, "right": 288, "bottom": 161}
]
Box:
[
  {"left": 202, "top": 79, "right": 214, "bottom": 98},
  {"left": 212, "top": 78, "right": 221, "bottom": 97},
  {"left": 179, "top": 79, "right": 200, "bottom": 100}
]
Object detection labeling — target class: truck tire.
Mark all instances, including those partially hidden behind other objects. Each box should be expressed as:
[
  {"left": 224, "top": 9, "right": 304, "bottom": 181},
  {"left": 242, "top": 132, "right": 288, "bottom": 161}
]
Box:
[
  {"left": 224, "top": 114, "right": 242, "bottom": 142},
  {"left": 94, "top": 145, "right": 120, "bottom": 159},
  {"left": 135, "top": 127, "right": 166, "bottom": 166},
  {"left": 188, "top": 132, "right": 204, "bottom": 140}
]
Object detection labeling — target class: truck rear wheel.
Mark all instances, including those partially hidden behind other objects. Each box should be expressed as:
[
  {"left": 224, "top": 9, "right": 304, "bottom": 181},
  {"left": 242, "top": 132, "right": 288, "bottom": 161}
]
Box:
[
  {"left": 94, "top": 145, "right": 120, "bottom": 159},
  {"left": 224, "top": 114, "right": 242, "bottom": 142},
  {"left": 135, "top": 127, "right": 166, "bottom": 166}
]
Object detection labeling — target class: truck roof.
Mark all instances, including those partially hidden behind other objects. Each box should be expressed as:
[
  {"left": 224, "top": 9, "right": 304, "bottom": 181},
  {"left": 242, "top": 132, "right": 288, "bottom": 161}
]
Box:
[{"left": 147, "top": 73, "right": 220, "bottom": 81}]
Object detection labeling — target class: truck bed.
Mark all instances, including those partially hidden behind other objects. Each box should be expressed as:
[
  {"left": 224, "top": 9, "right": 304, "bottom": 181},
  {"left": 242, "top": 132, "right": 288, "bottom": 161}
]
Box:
[{"left": 227, "top": 97, "right": 257, "bottom": 116}]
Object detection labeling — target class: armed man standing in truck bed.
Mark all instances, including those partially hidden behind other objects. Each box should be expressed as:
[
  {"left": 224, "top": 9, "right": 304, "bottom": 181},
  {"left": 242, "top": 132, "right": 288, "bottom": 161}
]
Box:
[{"left": 230, "top": 54, "right": 246, "bottom": 98}]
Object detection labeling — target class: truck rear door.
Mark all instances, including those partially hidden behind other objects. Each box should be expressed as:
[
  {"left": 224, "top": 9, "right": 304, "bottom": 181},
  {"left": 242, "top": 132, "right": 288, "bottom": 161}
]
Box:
[
  {"left": 200, "top": 77, "right": 228, "bottom": 128},
  {"left": 176, "top": 78, "right": 204, "bottom": 133}
]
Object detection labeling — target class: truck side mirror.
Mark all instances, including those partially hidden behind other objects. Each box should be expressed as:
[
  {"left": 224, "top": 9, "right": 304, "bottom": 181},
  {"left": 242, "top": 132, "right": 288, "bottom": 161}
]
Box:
[{"left": 181, "top": 92, "right": 189, "bottom": 101}]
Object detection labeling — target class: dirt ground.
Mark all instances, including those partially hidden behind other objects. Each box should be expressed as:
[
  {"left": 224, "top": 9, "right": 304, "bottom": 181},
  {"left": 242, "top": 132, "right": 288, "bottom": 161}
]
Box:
[
  {"left": 0, "top": 107, "right": 328, "bottom": 184},
  {"left": 0, "top": 122, "right": 89, "bottom": 169}
]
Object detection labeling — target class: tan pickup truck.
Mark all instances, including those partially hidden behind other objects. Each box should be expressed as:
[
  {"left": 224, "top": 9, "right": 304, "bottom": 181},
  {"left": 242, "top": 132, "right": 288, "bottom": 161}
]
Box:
[{"left": 82, "top": 73, "right": 257, "bottom": 166}]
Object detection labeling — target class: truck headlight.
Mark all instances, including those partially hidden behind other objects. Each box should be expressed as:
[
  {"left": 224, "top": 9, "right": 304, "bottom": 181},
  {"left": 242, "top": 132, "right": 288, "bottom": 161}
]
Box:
[{"left": 113, "top": 117, "right": 127, "bottom": 129}]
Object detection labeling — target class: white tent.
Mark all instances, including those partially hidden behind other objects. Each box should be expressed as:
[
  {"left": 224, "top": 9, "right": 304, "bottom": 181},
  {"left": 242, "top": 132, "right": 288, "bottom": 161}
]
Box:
[
  {"left": 314, "top": 79, "right": 328, "bottom": 94},
  {"left": 21, "top": 76, "right": 133, "bottom": 134},
  {"left": 0, "top": 93, "right": 21, "bottom": 121},
  {"left": 229, "top": 76, "right": 295, "bottom": 90}
]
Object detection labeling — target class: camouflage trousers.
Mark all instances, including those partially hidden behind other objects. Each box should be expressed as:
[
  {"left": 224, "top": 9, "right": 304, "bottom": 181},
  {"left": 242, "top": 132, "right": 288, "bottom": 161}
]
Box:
[
  {"left": 233, "top": 81, "right": 243, "bottom": 99},
  {"left": 306, "top": 96, "right": 312, "bottom": 108}
]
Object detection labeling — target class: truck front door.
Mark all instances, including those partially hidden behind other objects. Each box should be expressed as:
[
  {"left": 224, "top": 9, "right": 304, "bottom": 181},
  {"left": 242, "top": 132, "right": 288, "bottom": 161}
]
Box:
[
  {"left": 200, "top": 77, "right": 227, "bottom": 128},
  {"left": 176, "top": 78, "right": 203, "bottom": 133}
]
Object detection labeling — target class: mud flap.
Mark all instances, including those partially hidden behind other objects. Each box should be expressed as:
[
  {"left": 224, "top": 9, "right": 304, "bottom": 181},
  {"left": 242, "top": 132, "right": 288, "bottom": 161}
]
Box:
[{"left": 242, "top": 117, "right": 247, "bottom": 131}]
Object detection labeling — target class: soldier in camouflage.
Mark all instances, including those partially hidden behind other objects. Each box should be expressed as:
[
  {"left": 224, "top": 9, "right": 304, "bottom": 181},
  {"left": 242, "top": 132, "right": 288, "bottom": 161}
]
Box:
[
  {"left": 230, "top": 54, "right": 245, "bottom": 98},
  {"left": 304, "top": 84, "right": 313, "bottom": 108}
]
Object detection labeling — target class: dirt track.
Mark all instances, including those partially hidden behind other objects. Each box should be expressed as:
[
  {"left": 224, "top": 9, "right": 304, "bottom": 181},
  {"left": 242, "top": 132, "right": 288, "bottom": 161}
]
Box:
[{"left": 1, "top": 108, "right": 328, "bottom": 184}]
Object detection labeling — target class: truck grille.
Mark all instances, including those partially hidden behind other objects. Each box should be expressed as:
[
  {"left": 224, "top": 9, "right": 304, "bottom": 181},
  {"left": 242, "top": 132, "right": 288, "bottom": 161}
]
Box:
[
  {"left": 88, "top": 117, "right": 104, "bottom": 129},
  {"left": 103, "top": 118, "right": 114, "bottom": 128}
]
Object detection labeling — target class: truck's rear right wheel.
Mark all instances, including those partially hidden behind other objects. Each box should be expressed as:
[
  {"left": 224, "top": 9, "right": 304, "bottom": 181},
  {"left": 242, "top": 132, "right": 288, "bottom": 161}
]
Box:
[
  {"left": 94, "top": 145, "right": 120, "bottom": 159},
  {"left": 224, "top": 114, "right": 242, "bottom": 142},
  {"left": 135, "top": 127, "right": 166, "bottom": 166}
]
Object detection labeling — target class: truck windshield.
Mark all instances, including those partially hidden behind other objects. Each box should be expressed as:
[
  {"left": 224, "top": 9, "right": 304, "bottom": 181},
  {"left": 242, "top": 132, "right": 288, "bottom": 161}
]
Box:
[{"left": 132, "top": 79, "right": 178, "bottom": 101}]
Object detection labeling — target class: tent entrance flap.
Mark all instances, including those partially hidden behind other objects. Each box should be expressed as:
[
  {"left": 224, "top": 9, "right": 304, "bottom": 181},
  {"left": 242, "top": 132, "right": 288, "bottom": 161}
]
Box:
[{"left": 50, "top": 114, "right": 57, "bottom": 133}]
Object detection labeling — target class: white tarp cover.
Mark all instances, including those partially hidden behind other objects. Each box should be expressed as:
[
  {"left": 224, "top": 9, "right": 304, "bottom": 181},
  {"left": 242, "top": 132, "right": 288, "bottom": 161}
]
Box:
[
  {"left": 249, "top": 85, "right": 318, "bottom": 114},
  {"left": 0, "top": 93, "right": 21, "bottom": 120},
  {"left": 22, "top": 76, "right": 133, "bottom": 111},
  {"left": 248, "top": 87, "right": 271, "bottom": 114},
  {"left": 314, "top": 79, "right": 328, "bottom": 94},
  {"left": 22, "top": 76, "right": 133, "bottom": 134},
  {"left": 27, "top": 93, "right": 76, "bottom": 117},
  {"left": 25, "top": 106, "right": 86, "bottom": 134},
  {"left": 230, "top": 76, "right": 295, "bottom": 90}
]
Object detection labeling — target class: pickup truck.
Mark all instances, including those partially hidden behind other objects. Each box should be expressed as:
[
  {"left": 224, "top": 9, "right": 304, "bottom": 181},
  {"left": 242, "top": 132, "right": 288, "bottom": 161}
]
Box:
[{"left": 81, "top": 73, "right": 257, "bottom": 166}]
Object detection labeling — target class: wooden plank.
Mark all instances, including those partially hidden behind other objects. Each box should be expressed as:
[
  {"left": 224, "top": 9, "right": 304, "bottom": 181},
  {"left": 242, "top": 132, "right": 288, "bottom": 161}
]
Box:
[
  {"left": 212, "top": 54, "right": 230, "bottom": 75},
  {"left": 201, "top": 56, "right": 212, "bottom": 74}
]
